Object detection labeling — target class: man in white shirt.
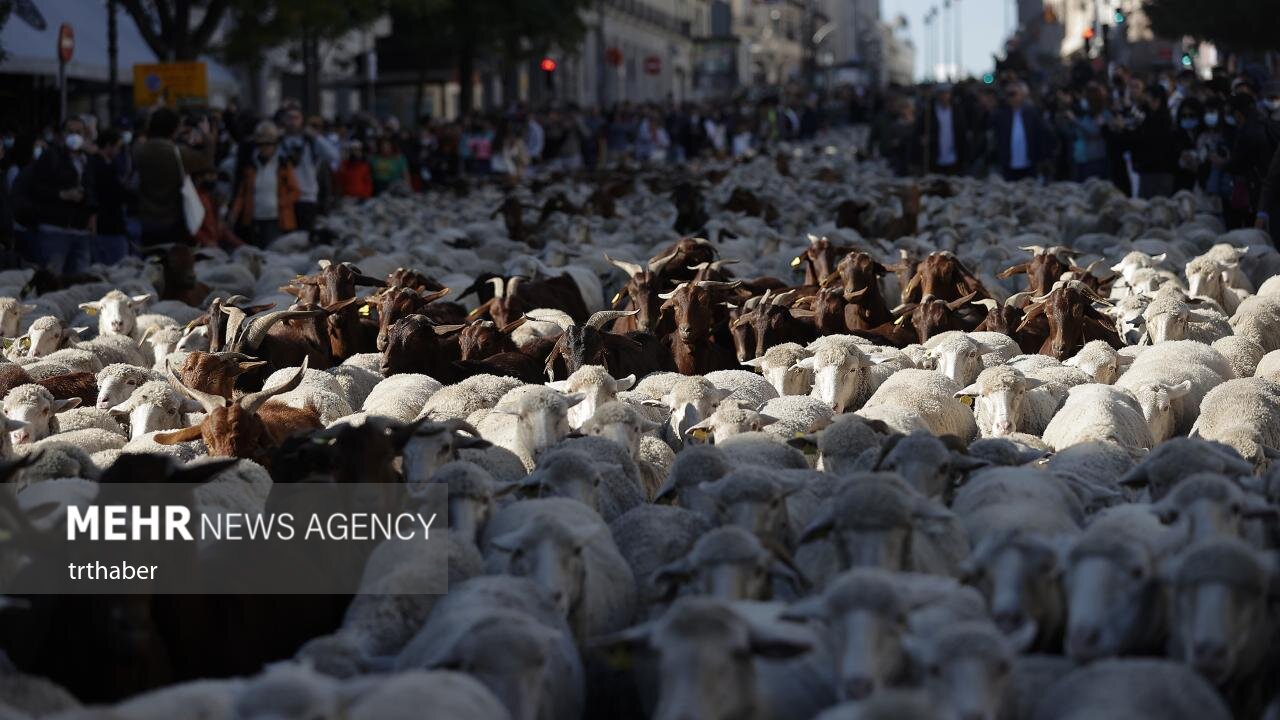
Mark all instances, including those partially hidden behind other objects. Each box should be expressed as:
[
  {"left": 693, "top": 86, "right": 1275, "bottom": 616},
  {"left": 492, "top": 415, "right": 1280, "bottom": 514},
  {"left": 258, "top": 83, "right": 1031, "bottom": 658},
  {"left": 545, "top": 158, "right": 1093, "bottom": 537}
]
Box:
[
  {"left": 997, "top": 81, "right": 1042, "bottom": 181},
  {"left": 279, "top": 105, "right": 338, "bottom": 233},
  {"left": 924, "top": 84, "right": 965, "bottom": 174}
]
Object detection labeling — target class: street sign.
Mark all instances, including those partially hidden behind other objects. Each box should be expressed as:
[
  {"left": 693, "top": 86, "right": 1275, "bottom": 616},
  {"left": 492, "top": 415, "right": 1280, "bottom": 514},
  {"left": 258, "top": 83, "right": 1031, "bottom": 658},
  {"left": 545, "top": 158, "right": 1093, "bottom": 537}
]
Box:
[
  {"left": 57, "top": 23, "right": 74, "bottom": 63},
  {"left": 132, "top": 62, "right": 209, "bottom": 107},
  {"left": 605, "top": 47, "right": 623, "bottom": 67},
  {"left": 644, "top": 56, "right": 661, "bottom": 75}
]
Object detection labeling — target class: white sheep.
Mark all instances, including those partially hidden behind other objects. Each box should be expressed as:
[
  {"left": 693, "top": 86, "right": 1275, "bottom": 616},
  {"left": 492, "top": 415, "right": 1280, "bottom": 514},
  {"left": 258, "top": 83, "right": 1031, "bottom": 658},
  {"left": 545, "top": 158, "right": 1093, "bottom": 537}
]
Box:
[
  {"left": 261, "top": 366, "right": 353, "bottom": 425},
  {"left": 0, "top": 297, "right": 38, "bottom": 337},
  {"left": 96, "top": 363, "right": 164, "bottom": 411},
  {"left": 546, "top": 365, "right": 636, "bottom": 429},
  {"left": 922, "top": 330, "right": 1020, "bottom": 386},
  {"left": 474, "top": 385, "right": 585, "bottom": 470},
  {"left": 956, "top": 365, "right": 1060, "bottom": 438},
  {"left": 742, "top": 342, "right": 815, "bottom": 397},
  {"left": 419, "top": 374, "right": 522, "bottom": 421},
  {"left": 1115, "top": 340, "right": 1233, "bottom": 440},
  {"left": 78, "top": 289, "right": 152, "bottom": 338},
  {"left": 3, "top": 384, "right": 80, "bottom": 444},
  {"left": 109, "top": 380, "right": 202, "bottom": 440},
  {"left": 362, "top": 374, "right": 443, "bottom": 422},
  {"left": 1063, "top": 340, "right": 1129, "bottom": 384},
  {"left": 1041, "top": 384, "right": 1153, "bottom": 453},
  {"left": 1230, "top": 294, "right": 1280, "bottom": 352},
  {"left": 860, "top": 369, "right": 978, "bottom": 441},
  {"left": 1190, "top": 377, "right": 1280, "bottom": 469}
]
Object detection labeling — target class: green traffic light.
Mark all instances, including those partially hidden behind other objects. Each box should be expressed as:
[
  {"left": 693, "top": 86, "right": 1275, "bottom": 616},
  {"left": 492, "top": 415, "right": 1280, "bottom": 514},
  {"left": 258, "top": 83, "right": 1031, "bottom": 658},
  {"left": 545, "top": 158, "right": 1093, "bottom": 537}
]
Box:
[
  {"left": 1114, "top": 10, "right": 1125, "bottom": 23},
  {"left": 982, "top": 73, "right": 994, "bottom": 84},
  {"left": 1181, "top": 53, "right": 1193, "bottom": 67}
]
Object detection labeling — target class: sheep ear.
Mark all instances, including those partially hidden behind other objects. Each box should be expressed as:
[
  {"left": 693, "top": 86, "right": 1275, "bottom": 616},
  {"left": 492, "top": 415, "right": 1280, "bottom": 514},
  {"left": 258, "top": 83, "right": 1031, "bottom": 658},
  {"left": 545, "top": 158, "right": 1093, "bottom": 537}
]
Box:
[
  {"left": 779, "top": 594, "right": 827, "bottom": 623},
  {"left": 69, "top": 327, "right": 88, "bottom": 337},
  {"left": 652, "top": 558, "right": 692, "bottom": 593},
  {"left": 1062, "top": 355, "right": 1079, "bottom": 367},
  {"left": 900, "top": 634, "right": 929, "bottom": 665},
  {"left": 786, "top": 433, "right": 819, "bottom": 453},
  {"left": 638, "top": 417, "right": 662, "bottom": 433},
  {"left": 615, "top": 374, "right": 636, "bottom": 391},
  {"left": 796, "top": 357, "right": 816, "bottom": 370},
  {"left": 546, "top": 380, "right": 570, "bottom": 392},
  {"left": 1165, "top": 380, "right": 1192, "bottom": 399},
  {"left": 1022, "top": 377, "right": 1046, "bottom": 390},
  {"left": 107, "top": 402, "right": 131, "bottom": 417},
  {"left": 78, "top": 302, "right": 101, "bottom": 316},
  {"left": 1008, "top": 621, "right": 1039, "bottom": 653},
  {"left": 130, "top": 295, "right": 152, "bottom": 308},
  {"left": 3, "top": 418, "right": 26, "bottom": 432},
  {"left": 18, "top": 304, "right": 36, "bottom": 315},
  {"left": 53, "top": 398, "right": 81, "bottom": 412},
  {"left": 798, "top": 508, "right": 834, "bottom": 544},
  {"left": 563, "top": 392, "right": 586, "bottom": 409},
  {"left": 741, "top": 357, "right": 764, "bottom": 369},
  {"left": 757, "top": 414, "right": 780, "bottom": 427},
  {"left": 487, "top": 528, "right": 527, "bottom": 553},
  {"left": 1152, "top": 253, "right": 1167, "bottom": 263},
  {"left": 954, "top": 383, "right": 979, "bottom": 399},
  {"left": 179, "top": 397, "right": 204, "bottom": 414}
]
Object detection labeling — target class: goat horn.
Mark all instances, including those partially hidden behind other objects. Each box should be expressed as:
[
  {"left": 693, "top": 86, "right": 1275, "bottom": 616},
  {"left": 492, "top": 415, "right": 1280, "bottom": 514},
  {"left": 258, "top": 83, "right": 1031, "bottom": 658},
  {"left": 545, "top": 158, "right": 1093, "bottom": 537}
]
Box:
[
  {"left": 1018, "top": 245, "right": 1047, "bottom": 255},
  {"left": 206, "top": 297, "right": 226, "bottom": 352},
  {"left": 441, "top": 418, "right": 483, "bottom": 437},
  {"left": 220, "top": 305, "right": 247, "bottom": 351},
  {"left": 137, "top": 325, "right": 158, "bottom": 348},
  {"left": 166, "top": 359, "right": 227, "bottom": 413},
  {"left": 525, "top": 310, "right": 575, "bottom": 331},
  {"left": 771, "top": 289, "right": 798, "bottom": 306},
  {"left": 819, "top": 272, "right": 840, "bottom": 288},
  {"left": 240, "top": 310, "right": 325, "bottom": 352},
  {"left": 648, "top": 253, "right": 675, "bottom": 276},
  {"left": 695, "top": 280, "right": 742, "bottom": 290},
  {"left": 657, "top": 282, "right": 688, "bottom": 301},
  {"left": 489, "top": 277, "right": 505, "bottom": 300},
  {"left": 212, "top": 352, "right": 258, "bottom": 363},
  {"left": 972, "top": 298, "right": 1000, "bottom": 311},
  {"left": 604, "top": 253, "right": 644, "bottom": 278},
  {"left": 239, "top": 357, "right": 309, "bottom": 414},
  {"left": 586, "top": 310, "right": 638, "bottom": 330},
  {"left": 743, "top": 296, "right": 762, "bottom": 310}
]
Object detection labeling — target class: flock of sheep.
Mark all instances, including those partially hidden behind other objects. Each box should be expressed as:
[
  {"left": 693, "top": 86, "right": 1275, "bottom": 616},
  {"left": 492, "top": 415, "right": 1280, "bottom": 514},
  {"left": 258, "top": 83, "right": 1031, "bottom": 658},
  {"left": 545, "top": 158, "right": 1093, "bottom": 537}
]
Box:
[{"left": 3, "top": 130, "right": 1280, "bottom": 720}]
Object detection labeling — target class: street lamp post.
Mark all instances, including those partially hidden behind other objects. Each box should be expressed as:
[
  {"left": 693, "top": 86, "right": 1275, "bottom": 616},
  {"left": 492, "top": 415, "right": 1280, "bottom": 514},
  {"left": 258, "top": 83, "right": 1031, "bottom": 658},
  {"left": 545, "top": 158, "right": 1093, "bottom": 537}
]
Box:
[{"left": 954, "top": 0, "right": 961, "bottom": 81}]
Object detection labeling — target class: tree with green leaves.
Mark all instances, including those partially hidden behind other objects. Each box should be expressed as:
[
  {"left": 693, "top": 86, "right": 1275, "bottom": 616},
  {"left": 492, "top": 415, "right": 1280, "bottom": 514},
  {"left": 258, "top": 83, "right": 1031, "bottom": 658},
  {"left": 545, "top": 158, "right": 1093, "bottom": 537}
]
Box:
[
  {"left": 392, "top": 0, "right": 590, "bottom": 116},
  {"left": 1144, "top": 0, "right": 1280, "bottom": 53},
  {"left": 118, "top": 0, "right": 234, "bottom": 60}
]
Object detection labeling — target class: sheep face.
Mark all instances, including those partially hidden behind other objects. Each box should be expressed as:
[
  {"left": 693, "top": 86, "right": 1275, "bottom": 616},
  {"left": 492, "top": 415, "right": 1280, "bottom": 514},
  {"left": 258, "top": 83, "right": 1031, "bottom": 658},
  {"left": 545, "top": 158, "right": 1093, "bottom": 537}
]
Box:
[
  {"left": 24, "top": 318, "right": 73, "bottom": 358},
  {"left": 428, "top": 615, "right": 562, "bottom": 719},
  {"left": 519, "top": 453, "right": 601, "bottom": 510},
  {"left": 768, "top": 364, "right": 812, "bottom": 397},
  {"left": 448, "top": 491, "right": 491, "bottom": 548},
  {"left": 0, "top": 409, "right": 23, "bottom": 457},
  {"left": 602, "top": 599, "right": 810, "bottom": 720},
  {"left": 1063, "top": 548, "right": 1158, "bottom": 663},
  {"left": 686, "top": 405, "right": 778, "bottom": 446},
  {"left": 662, "top": 382, "right": 729, "bottom": 440},
  {"left": 489, "top": 519, "right": 589, "bottom": 622},
  {"left": 929, "top": 337, "right": 989, "bottom": 387},
  {"left": 1154, "top": 475, "right": 1255, "bottom": 544},
  {"left": 801, "top": 350, "right": 870, "bottom": 413},
  {"left": 511, "top": 393, "right": 582, "bottom": 461},
  {"left": 700, "top": 473, "right": 796, "bottom": 547},
  {"left": 3, "top": 387, "right": 78, "bottom": 443},
  {"left": 96, "top": 369, "right": 147, "bottom": 410},
  {"left": 909, "top": 623, "right": 1024, "bottom": 720},
  {"left": 80, "top": 291, "right": 150, "bottom": 337},
  {"left": 175, "top": 325, "right": 209, "bottom": 353},
  {"left": 1144, "top": 305, "right": 1189, "bottom": 343},
  {"left": 547, "top": 368, "right": 633, "bottom": 430},
  {"left": 657, "top": 528, "right": 777, "bottom": 602},
  {"left": 958, "top": 369, "right": 1040, "bottom": 439},
  {"left": 111, "top": 384, "right": 192, "bottom": 441},
  {"left": 872, "top": 433, "right": 956, "bottom": 499},
  {"left": 1128, "top": 381, "right": 1190, "bottom": 442},
  {"left": 400, "top": 424, "right": 492, "bottom": 485},
  {"left": 0, "top": 301, "right": 35, "bottom": 338},
  {"left": 966, "top": 537, "right": 1064, "bottom": 641},
  {"left": 1165, "top": 541, "right": 1269, "bottom": 685}
]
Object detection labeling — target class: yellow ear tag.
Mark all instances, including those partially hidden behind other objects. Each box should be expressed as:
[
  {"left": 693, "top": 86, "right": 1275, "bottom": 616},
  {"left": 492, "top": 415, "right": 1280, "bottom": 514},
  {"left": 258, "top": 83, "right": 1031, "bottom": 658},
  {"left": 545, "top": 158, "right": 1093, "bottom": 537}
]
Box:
[
  {"left": 358, "top": 305, "right": 372, "bottom": 317},
  {"left": 84, "top": 307, "right": 98, "bottom": 316},
  {"left": 690, "top": 428, "right": 709, "bottom": 441},
  {"left": 790, "top": 256, "right": 803, "bottom": 268},
  {"left": 612, "top": 292, "right": 623, "bottom": 305},
  {"left": 893, "top": 314, "right": 908, "bottom": 326},
  {"left": 959, "top": 395, "right": 974, "bottom": 407}
]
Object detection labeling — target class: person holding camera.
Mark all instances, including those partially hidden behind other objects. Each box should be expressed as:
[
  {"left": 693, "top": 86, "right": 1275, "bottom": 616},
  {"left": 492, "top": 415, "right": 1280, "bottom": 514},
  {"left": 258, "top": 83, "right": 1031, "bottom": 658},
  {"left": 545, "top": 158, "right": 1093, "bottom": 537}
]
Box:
[{"left": 277, "top": 104, "right": 337, "bottom": 232}]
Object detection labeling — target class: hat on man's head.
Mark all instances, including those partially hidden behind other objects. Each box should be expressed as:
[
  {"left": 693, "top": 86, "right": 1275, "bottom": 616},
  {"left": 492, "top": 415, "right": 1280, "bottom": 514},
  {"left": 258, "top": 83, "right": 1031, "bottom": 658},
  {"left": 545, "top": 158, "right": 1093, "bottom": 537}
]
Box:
[{"left": 251, "top": 122, "right": 280, "bottom": 145}]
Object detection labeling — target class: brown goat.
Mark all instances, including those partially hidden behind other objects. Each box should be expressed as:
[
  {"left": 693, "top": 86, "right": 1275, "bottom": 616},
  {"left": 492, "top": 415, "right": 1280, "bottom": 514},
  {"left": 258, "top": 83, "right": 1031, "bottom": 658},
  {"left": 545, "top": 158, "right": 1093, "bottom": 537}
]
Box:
[
  {"left": 380, "top": 314, "right": 464, "bottom": 380},
  {"left": 144, "top": 244, "right": 211, "bottom": 306},
  {"left": 491, "top": 196, "right": 539, "bottom": 246},
  {"left": 730, "top": 289, "right": 818, "bottom": 360},
  {"left": 373, "top": 287, "right": 453, "bottom": 351},
  {"left": 466, "top": 275, "right": 589, "bottom": 328},
  {"left": 386, "top": 267, "right": 447, "bottom": 293},
  {"left": 792, "top": 235, "right": 853, "bottom": 288},
  {"left": 824, "top": 251, "right": 893, "bottom": 330},
  {"left": 530, "top": 309, "right": 668, "bottom": 381},
  {"left": 284, "top": 260, "right": 385, "bottom": 306},
  {"left": 606, "top": 253, "right": 676, "bottom": 335},
  {"left": 660, "top": 281, "right": 742, "bottom": 374},
  {"left": 1016, "top": 280, "right": 1119, "bottom": 360},
  {"left": 900, "top": 252, "right": 989, "bottom": 305},
  {"left": 996, "top": 246, "right": 1077, "bottom": 297},
  {"left": 157, "top": 360, "right": 320, "bottom": 468},
  {"left": 175, "top": 351, "right": 268, "bottom": 399},
  {"left": 887, "top": 292, "right": 979, "bottom": 345},
  {"left": 35, "top": 372, "right": 98, "bottom": 407},
  {"left": 457, "top": 319, "right": 523, "bottom": 361}
]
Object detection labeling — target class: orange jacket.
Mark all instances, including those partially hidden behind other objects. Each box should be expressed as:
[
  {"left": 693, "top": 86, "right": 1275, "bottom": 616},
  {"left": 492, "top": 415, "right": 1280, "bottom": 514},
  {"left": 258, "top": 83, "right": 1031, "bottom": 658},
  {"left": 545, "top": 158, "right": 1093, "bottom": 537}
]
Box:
[
  {"left": 335, "top": 159, "right": 373, "bottom": 199},
  {"left": 229, "top": 157, "right": 301, "bottom": 231}
]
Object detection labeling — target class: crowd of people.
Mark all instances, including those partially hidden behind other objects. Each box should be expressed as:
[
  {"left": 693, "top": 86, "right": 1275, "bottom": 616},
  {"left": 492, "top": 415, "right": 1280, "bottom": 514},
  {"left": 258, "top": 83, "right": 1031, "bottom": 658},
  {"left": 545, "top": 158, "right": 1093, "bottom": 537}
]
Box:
[
  {"left": 2, "top": 66, "right": 1279, "bottom": 277},
  {"left": 870, "top": 66, "right": 1280, "bottom": 231}
]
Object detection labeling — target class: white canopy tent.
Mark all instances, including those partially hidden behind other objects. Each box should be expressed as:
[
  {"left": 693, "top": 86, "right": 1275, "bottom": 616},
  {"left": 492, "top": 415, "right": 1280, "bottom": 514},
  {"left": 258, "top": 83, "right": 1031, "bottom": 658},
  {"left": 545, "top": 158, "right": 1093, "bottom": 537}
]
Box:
[{"left": 0, "top": 0, "right": 236, "bottom": 101}]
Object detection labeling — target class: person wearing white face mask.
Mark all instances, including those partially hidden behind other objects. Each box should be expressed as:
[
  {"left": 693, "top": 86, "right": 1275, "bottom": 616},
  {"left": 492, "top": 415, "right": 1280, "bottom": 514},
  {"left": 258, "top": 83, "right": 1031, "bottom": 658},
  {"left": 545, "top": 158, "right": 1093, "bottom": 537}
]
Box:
[{"left": 24, "top": 117, "right": 95, "bottom": 276}]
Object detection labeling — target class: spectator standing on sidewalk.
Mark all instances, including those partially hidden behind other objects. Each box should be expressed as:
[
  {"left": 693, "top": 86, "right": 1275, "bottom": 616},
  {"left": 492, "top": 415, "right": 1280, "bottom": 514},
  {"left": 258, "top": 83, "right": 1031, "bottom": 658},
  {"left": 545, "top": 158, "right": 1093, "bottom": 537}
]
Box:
[
  {"left": 133, "top": 108, "right": 210, "bottom": 247},
  {"left": 89, "top": 128, "right": 130, "bottom": 265},
  {"left": 228, "top": 122, "right": 300, "bottom": 247},
  {"left": 26, "top": 117, "right": 95, "bottom": 275},
  {"left": 278, "top": 104, "right": 338, "bottom": 232}
]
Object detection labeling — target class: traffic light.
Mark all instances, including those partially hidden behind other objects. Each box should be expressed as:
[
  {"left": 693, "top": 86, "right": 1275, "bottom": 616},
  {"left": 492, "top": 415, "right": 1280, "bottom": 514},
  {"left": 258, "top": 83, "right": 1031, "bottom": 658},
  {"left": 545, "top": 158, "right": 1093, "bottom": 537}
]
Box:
[
  {"left": 982, "top": 73, "right": 994, "bottom": 85},
  {"left": 1082, "top": 27, "right": 1095, "bottom": 53},
  {"left": 540, "top": 57, "right": 557, "bottom": 90},
  {"left": 1180, "top": 52, "right": 1193, "bottom": 67},
  {"left": 1113, "top": 9, "right": 1125, "bottom": 24}
]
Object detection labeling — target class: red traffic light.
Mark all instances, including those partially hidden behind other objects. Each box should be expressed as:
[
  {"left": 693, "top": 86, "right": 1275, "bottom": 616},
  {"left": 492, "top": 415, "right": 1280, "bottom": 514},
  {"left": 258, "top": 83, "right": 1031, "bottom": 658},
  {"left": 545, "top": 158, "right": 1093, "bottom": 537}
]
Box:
[
  {"left": 1082, "top": 27, "right": 1095, "bottom": 40},
  {"left": 540, "top": 57, "right": 557, "bottom": 73}
]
